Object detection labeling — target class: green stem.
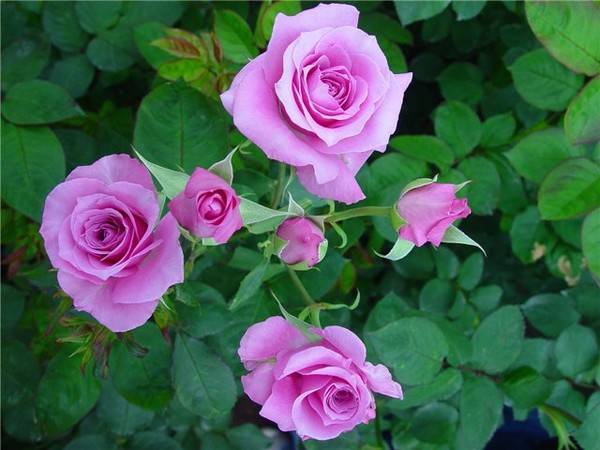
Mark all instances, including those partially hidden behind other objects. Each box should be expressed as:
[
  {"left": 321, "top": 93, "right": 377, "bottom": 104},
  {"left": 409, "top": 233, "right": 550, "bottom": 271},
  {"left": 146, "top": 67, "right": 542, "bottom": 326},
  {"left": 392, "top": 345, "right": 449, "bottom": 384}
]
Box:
[
  {"left": 286, "top": 266, "right": 321, "bottom": 327},
  {"left": 326, "top": 206, "right": 391, "bottom": 223},
  {"left": 271, "top": 163, "right": 287, "bottom": 209},
  {"left": 374, "top": 399, "right": 384, "bottom": 448}
]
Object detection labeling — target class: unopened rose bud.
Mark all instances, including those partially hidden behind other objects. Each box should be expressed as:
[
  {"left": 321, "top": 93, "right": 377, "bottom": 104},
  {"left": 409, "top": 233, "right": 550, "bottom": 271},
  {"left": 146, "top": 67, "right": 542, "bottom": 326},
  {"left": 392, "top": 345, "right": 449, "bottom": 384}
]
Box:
[{"left": 275, "top": 217, "right": 327, "bottom": 269}]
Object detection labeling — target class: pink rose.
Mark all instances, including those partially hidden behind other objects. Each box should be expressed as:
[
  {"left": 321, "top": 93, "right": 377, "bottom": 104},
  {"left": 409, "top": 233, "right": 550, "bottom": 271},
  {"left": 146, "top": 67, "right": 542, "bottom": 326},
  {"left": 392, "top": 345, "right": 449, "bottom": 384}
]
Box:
[
  {"left": 40, "top": 155, "right": 184, "bottom": 332},
  {"left": 275, "top": 217, "right": 326, "bottom": 268},
  {"left": 238, "top": 316, "right": 402, "bottom": 440},
  {"left": 221, "top": 4, "right": 412, "bottom": 204},
  {"left": 397, "top": 183, "right": 471, "bottom": 247},
  {"left": 168, "top": 168, "right": 243, "bottom": 244}
]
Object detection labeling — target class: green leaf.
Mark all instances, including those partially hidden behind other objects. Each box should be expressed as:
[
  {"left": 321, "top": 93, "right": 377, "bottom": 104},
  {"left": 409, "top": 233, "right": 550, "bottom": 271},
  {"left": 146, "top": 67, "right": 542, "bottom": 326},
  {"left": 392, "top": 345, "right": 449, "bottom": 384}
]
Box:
[
  {"left": 525, "top": 1, "right": 600, "bottom": 76},
  {"left": 1, "top": 340, "right": 39, "bottom": 410},
  {"left": 226, "top": 424, "right": 272, "bottom": 450},
  {"left": 480, "top": 113, "right": 516, "bottom": 148},
  {"left": 86, "top": 26, "right": 136, "bottom": 72},
  {"left": 554, "top": 324, "right": 598, "bottom": 377},
  {"left": 565, "top": 76, "right": 600, "bottom": 145},
  {"left": 389, "top": 135, "right": 454, "bottom": 171},
  {"left": 411, "top": 402, "right": 458, "bottom": 444},
  {"left": 511, "top": 338, "right": 553, "bottom": 374},
  {"left": 49, "top": 54, "right": 95, "bottom": 99},
  {"left": 1, "top": 122, "right": 65, "bottom": 221},
  {"left": 538, "top": 158, "right": 600, "bottom": 220},
  {"left": 419, "top": 278, "right": 454, "bottom": 315},
  {"left": 376, "top": 238, "right": 415, "bottom": 262},
  {"left": 455, "top": 375, "right": 503, "bottom": 450},
  {"left": 134, "top": 83, "right": 229, "bottom": 172},
  {"left": 487, "top": 153, "right": 528, "bottom": 214},
  {"left": 469, "top": 285, "right": 503, "bottom": 315},
  {"left": 109, "top": 323, "right": 173, "bottom": 411},
  {"left": 394, "top": 0, "right": 451, "bottom": 26},
  {"left": 172, "top": 334, "right": 237, "bottom": 419},
  {"left": 378, "top": 36, "right": 407, "bottom": 73},
  {"left": 2, "top": 80, "right": 83, "bottom": 125},
  {"left": 452, "top": 1, "right": 486, "bottom": 21},
  {"left": 438, "top": 62, "right": 483, "bottom": 105},
  {"left": 229, "top": 260, "right": 268, "bottom": 310},
  {"left": 214, "top": 9, "right": 258, "bottom": 64},
  {"left": 434, "top": 247, "right": 460, "bottom": 280},
  {"left": 1, "top": 34, "right": 50, "bottom": 90},
  {"left": 509, "top": 206, "right": 555, "bottom": 263},
  {"left": 64, "top": 435, "right": 117, "bottom": 450},
  {"left": 394, "top": 368, "right": 463, "bottom": 410},
  {"left": 472, "top": 305, "right": 524, "bottom": 374},
  {"left": 135, "top": 150, "right": 188, "bottom": 199},
  {"left": 457, "top": 157, "right": 500, "bottom": 215},
  {"left": 506, "top": 128, "right": 585, "bottom": 184},
  {"left": 134, "top": 22, "right": 173, "bottom": 69},
  {"left": 43, "top": 1, "right": 89, "bottom": 52},
  {"left": 127, "top": 431, "right": 183, "bottom": 450},
  {"left": 582, "top": 208, "right": 600, "bottom": 277},
  {"left": 457, "top": 253, "right": 483, "bottom": 291},
  {"left": 368, "top": 317, "right": 448, "bottom": 385},
  {"left": 36, "top": 347, "right": 101, "bottom": 435},
  {"left": 359, "top": 12, "right": 413, "bottom": 46},
  {"left": 500, "top": 367, "right": 553, "bottom": 410},
  {"left": 575, "top": 401, "right": 600, "bottom": 450},
  {"left": 510, "top": 49, "right": 584, "bottom": 111},
  {"left": 255, "top": 1, "right": 302, "bottom": 47},
  {"left": 522, "top": 293, "right": 581, "bottom": 338},
  {"left": 434, "top": 101, "right": 482, "bottom": 158},
  {"left": 97, "top": 382, "right": 154, "bottom": 435},
  {"left": 75, "top": 1, "right": 123, "bottom": 34}
]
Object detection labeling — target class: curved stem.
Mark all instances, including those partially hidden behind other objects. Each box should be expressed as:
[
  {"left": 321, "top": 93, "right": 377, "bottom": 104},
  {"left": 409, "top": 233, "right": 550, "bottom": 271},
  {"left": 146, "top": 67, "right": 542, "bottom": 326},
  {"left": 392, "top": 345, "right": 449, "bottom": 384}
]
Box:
[
  {"left": 286, "top": 266, "right": 314, "bottom": 306},
  {"left": 326, "top": 206, "right": 391, "bottom": 223}
]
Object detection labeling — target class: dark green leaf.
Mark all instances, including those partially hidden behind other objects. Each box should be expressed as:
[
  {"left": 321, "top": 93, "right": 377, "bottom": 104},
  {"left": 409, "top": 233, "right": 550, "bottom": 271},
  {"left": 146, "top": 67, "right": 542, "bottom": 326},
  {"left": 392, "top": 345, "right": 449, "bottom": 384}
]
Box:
[
  {"left": 554, "top": 324, "right": 598, "bottom": 377},
  {"left": 1, "top": 122, "right": 65, "bottom": 221},
  {"left": 394, "top": 368, "right": 463, "bottom": 410},
  {"left": 394, "top": 0, "right": 451, "bottom": 26},
  {"left": 500, "top": 367, "right": 553, "bottom": 409},
  {"left": 452, "top": 1, "right": 486, "bottom": 21},
  {"left": 43, "top": 1, "right": 89, "bottom": 52},
  {"left": 419, "top": 278, "right": 454, "bottom": 315},
  {"left": 49, "top": 54, "right": 95, "bottom": 99},
  {"left": 457, "top": 156, "right": 501, "bottom": 215},
  {"left": 472, "top": 305, "right": 524, "bottom": 374},
  {"left": 565, "top": 76, "right": 600, "bottom": 145},
  {"left": 127, "top": 431, "right": 183, "bottom": 450},
  {"left": 172, "top": 334, "right": 237, "bottom": 418},
  {"left": 2, "top": 80, "right": 83, "bottom": 125},
  {"left": 368, "top": 317, "right": 448, "bottom": 385},
  {"left": 538, "top": 158, "right": 600, "bottom": 220},
  {"left": 389, "top": 135, "right": 454, "bottom": 172},
  {"left": 438, "top": 62, "right": 483, "bottom": 105},
  {"left": 97, "top": 382, "right": 154, "bottom": 435},
  {"left": 1, "top": 340, "right": 39, "bottom": 410},
  {"left": 75, "top": 1, "right": 123, "bottom": 34},
  {"left": 481, "top": 113, "right": 516, "bottom": 148},
  {"left": 434, "top": 101, "right": 482, "bottom": 158},
  {"left": 1, "top": 34, "right": 50, "bottom": 90},
  {"left": 582, "top": 208, "right": 600, "bottom": 277},
  {"left": 522, "top": 293, "right": 580, "bottom": 338},
  {"left": 133, "top": 83, "right": 229, "bottom": 172},
  {"left": 411, "top": 402, "right": 458, "bottom": 444}
]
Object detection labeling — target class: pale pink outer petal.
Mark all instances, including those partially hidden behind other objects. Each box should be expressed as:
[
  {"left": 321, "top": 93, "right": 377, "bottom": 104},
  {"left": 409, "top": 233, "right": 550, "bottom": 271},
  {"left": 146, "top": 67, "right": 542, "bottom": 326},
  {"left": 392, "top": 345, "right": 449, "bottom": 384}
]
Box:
[
  {"left": 67, "top": 154, "right": 155, "bottom": 192},
  {"left": 111, "top": 213, "right": 183, "bottom": 304},
  {"left": 274, "top": 346, "right": 347, "bottom": 379},
  {"left": 296, "top": 151, "right": 371, "bottom": 204},
  {"left": 238, "top": 316, "right": 307, "bottom": 369},
  {"left": 361, "top": 362, "right": 403, "bottom": 399},
  {"left": 241, "top": 362, "right": 276, "bottom": 405},
  {"left": 57, "top": 271, "right": 159, "bottom": 332},
  {"left": 260, "top": 376, "right": 300, "bottom": 432},
  {"left": 313, "top": 325, "right": 367, "bottom": 366},
  {"left": 264, "top": 3, "right": 359, "bottom": 84},
  {"left": 221, "top": 54, "right": 267, "bottom": 115},
  {"left": 227, "top": 65, "right": 341, "bottom": 185}
]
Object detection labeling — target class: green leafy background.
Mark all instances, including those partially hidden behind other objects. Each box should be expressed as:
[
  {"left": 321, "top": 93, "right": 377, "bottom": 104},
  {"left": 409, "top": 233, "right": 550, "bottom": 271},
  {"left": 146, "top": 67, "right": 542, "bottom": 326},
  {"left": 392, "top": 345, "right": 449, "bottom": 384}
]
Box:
[{"left": 1, "top": 1, "right": 599, "bottom": 450}]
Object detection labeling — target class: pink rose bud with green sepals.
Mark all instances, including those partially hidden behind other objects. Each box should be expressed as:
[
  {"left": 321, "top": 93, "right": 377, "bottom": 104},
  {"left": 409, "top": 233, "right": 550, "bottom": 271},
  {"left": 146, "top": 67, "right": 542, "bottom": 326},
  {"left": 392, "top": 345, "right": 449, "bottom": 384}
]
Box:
[
  {"left": 275, "top": 217, "right": 327, "bottom": 269},
  {"left": 396, "top": 182, "right": 471, "bottom": 247}
]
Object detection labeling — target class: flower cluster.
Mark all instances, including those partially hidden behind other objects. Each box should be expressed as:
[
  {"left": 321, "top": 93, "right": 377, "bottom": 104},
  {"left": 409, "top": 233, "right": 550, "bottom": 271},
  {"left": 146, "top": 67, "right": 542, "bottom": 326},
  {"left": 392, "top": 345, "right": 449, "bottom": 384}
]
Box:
[{"left": 39, "top": 2, "right": 479, "bottom": 442}]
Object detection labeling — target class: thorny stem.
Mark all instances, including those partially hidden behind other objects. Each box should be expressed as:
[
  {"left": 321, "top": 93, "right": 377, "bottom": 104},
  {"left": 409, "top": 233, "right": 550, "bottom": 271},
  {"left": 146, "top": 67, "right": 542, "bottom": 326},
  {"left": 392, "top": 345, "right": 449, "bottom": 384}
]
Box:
[{"left": 326, "top": 206, "right": 391, "bottom": 223}]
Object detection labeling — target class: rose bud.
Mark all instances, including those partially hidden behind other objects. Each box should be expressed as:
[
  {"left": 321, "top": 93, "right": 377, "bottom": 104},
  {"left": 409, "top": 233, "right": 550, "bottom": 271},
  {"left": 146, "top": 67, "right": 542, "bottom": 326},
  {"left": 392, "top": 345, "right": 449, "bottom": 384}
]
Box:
[
  {"left": 238, "top": 316, "right": 403, "bottom": 440},
  {"left": 396, "top": 182, "right": 471, "bottom": 247},
  {"left": 168, "top": 167, "right": 243, "bottom": 244},
  {"left": 275, "top": 217, "right": 327, "bottom": 269}
]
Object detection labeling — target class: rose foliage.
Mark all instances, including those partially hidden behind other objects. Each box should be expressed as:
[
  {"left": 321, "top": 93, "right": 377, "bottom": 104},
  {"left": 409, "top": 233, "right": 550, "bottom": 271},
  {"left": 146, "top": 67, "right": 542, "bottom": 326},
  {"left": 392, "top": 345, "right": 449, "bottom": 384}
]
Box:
[{"left": 1, "top": 2, "right": 600, "bottom": 450}]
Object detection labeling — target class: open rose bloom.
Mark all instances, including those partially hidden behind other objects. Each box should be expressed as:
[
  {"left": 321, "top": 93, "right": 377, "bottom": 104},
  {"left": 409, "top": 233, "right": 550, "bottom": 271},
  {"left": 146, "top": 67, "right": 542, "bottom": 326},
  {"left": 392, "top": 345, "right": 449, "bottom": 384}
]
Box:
[
  {"left": 40, "top": 155, "right": 183, "bottom": 332},
  {"left": 238, "top": 316, "right": 402, "bottom": 440},
  {"left": 221, "top": 3, "right": 412, "bottom": 204}
]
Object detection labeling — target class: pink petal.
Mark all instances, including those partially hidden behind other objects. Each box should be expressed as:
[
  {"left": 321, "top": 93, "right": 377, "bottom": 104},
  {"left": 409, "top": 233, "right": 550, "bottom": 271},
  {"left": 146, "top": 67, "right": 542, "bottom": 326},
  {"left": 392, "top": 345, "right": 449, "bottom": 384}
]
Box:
[
  {"left": 274, "top": 346, "right": 347, "bottom": 379},
  {"left": 264, "top": 3, "right": 359, "bottom": 84},
  {"left": 361, "top": 362, "right": 403, "bottom": 399},
  {"left": 238, "top": 316, "right": 307, "bottom": 369},
  {"left": 67, "top": 154, "right": 155, "bottom": 192},
  {"left": 241, "top": 362, "right": 276, "bottom": 405},
  {"left": 110, "top": 213, "right": 183, "bottom": 304},
  {"left": 260, "top": 376, "right": 300, "bottom": 432},
  {"left": 57, "top": 271, "right": 158, "bottom": 332},
  {"left": 313, "top": 326, "right": 367, "bottom": 366}
]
